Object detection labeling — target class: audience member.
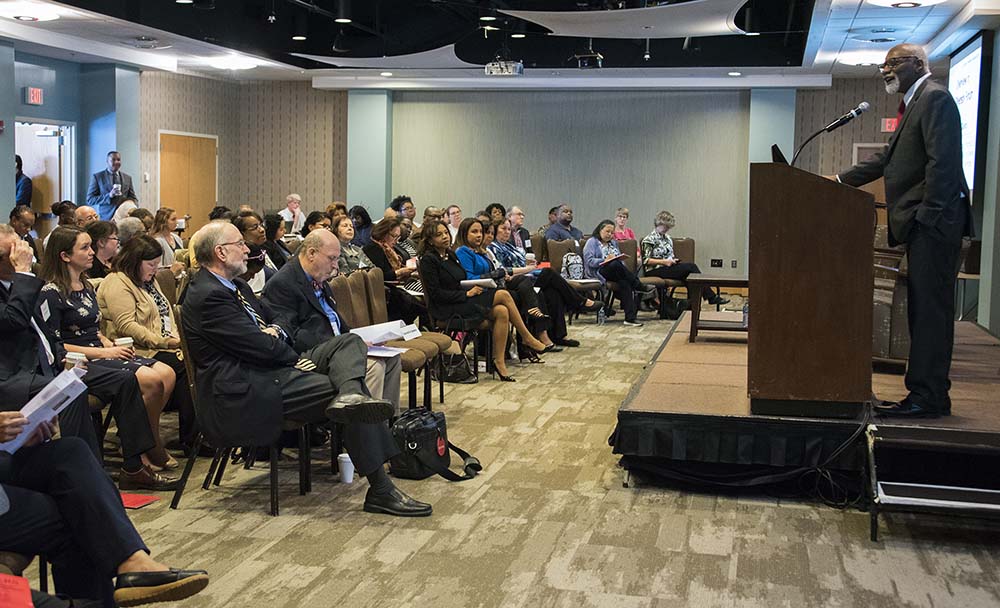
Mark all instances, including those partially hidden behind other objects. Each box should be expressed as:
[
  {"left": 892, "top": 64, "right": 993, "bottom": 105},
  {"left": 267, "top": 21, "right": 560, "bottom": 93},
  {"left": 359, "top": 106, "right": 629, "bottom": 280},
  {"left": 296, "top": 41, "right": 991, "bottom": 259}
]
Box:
[
  {"left": 279, "top": 193, "right": 305, "bottom": 234},
  {"left": 86, "top": 151, "right": 138, "bottom": 221},
  {"left": 349, "top": 205, "right": 374, "bottom": 247},
  {"left": 262, "top": 229, "right": 402, "bottom": 413},
  {"left": 182, "top": 221, "right": 430, "bottom": 517},
  {"left": 325, "top": 201, "right": 348, "bottom": 220},
  {"left": 116, "top": 217, "right": 146, "bottom": 247},
  {"left": 262, "top": 213, "right": 292, "bottom": 270},
  {"left": 613, "top": 207, "right": 636, "bottom": 242},
  {"left": 333, "top": 215, "right": 367, "bottom": 275},
  {"left": 98, "top": 235, "right": 197, "bottom": 451},
  {"left": 418, "top": 220, "right": 545, "bottom": 381},
  {"left": 484, "top": 203, "right": 506, "bottom": 225},
  {"left": 506, "top": 206, "right": 532, "bottom": 253},
  {"left": 362, "top": 218, "right": 425, "bottom": 325},
  {"left": 208, "top": 206, "right": 232, "bottom": 221},
  {"left": 8, "top": 205, "right": 38, "bottom": 259},
  {"left": 398, "top": 218, "right": 419, "bottom": 259},
  {"left": 390, "top": 195, "right": 417, "bottom": 227},
  {"left": 232, "top": 212, "right": 273, "bottom": 293},
  {"left": 641, "top": 211, "right": 729, "bottom": 306},
  {"left": 445, "top": 205, "right": 462, "bottom": 241},
  {"left": 0, "top": 224, "right": 100, "bottom": 457},
  {"left": 38, "top": 227, "right": 178, "bottom": 489},
  {"left": 111, "top": 198, "right": 138, "bottom": 224},
  {"left": 150, "top": 207, "right": 185, "bottom": 274},
  {"left": 14, "top": 154, "right": 32, "bottom": 207},
  {"left": 45, "top": 201, "right": 77, "bottom": 248},
  {"left": 544, "top": 204, "right": 584, "bottom": 242},
  {"left": 583, "top": 220, "right": 655, "bottom": 327},
  {"left": 85, "top": 221, "right": 118, "bottom": 280},
  {"left": 0, "top": 429, "right": 209, "bottom": 606},
  {"left": 75, "top": 205, "right": 99, "bottom": 228},
  {"left": 537, "top": 205, "right": 559, "bottom": 235},
  {"left": 301, "top": 210, "right": 332, "bottom": 238},
  {"left": 129, "top": 208, "right": 154, "bottom": 232}
]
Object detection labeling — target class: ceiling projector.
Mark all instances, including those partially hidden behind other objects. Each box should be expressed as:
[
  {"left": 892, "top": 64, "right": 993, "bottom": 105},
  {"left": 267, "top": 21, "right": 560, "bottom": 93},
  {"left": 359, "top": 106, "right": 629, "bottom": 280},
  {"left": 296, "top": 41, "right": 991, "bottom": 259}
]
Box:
[
  {"left": 572, "top": 50, "right": 603, "bottom": 69},
  {"left": 485, "top": 60, "right": 524, "bottom": 76}
]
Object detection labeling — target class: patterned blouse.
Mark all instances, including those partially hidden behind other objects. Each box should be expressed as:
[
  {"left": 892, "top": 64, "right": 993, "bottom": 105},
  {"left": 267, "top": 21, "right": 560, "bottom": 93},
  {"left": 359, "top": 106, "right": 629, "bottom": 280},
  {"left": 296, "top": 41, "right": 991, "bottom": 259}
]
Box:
[
  {"left": 598, "top": 239, "right": 621, "bottom": 259},
  {"left": 39, "top": 283, "right": 102, "bottom": 347},
  {"left": 142, "top": 281, "right": 172, "bottom": 338},
  {"left": 640, "top": 231, "right": 674, "bottom": 273},
  {"left": 488, "top": 240, "right": 526, "bottom": 270},
  {"left": 339, "top": 242, "right": 369, "bottom": 275}
]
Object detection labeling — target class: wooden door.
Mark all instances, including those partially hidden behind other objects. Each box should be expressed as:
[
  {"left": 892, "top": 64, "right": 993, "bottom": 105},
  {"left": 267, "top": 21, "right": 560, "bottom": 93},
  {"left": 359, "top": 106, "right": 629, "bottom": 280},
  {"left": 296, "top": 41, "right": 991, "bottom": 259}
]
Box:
[{"left": 160, "top": 133, "right": 217, "bottom": 234}]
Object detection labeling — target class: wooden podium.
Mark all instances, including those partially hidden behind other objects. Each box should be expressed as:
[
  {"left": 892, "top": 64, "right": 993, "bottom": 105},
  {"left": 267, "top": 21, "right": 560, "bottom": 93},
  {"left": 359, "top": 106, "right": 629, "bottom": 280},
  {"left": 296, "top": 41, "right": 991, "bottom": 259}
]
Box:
[{"left": 748, "top": 163, "right": 874, "bottom": 418}]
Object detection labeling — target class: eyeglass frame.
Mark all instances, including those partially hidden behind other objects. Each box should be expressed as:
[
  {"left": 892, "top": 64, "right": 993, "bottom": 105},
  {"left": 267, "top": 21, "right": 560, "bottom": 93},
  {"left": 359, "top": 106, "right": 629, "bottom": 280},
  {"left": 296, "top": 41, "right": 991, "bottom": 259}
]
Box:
[
  {"left": 877, "top": 56, "right": 919, "bottom": 71},
  {"left": 216, "top": 239, "right": 248, "bottom": 250}
]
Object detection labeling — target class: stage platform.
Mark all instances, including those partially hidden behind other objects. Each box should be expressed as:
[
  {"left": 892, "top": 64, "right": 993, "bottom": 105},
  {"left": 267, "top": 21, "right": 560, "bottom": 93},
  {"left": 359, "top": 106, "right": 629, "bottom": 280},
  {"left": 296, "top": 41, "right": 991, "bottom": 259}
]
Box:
[{"left": 611, "top": 311, "right": 1000, "bottom": 487}]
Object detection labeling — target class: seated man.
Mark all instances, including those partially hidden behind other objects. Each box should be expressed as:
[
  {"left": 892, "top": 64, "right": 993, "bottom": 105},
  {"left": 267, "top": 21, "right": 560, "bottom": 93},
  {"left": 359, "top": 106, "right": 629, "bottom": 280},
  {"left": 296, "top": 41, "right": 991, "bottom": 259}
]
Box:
[
  {"left": 261, "top": 230, "right": 401, "bottom": 413},
  {"left": 181, "top": 222, "right": 430, "bottom": 517},
  {"left": 0, "top": 415, "right": 208, "bottom": 607},
  {"left": 544, "top": 204, "right": 583, "bottom": 243}
]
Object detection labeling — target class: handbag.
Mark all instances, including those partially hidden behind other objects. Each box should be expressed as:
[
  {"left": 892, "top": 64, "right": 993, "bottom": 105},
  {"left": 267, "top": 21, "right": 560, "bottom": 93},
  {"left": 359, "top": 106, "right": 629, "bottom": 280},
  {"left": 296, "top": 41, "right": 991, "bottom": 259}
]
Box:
[
  {"left": 658, "top": 294, "right": 689, "bottom": 320},
  {"left": 389, "top": 407, "right": 482, "bottom": 481},
  {"left": 430, "top": 352, "right": 478, "bottom": 384}
]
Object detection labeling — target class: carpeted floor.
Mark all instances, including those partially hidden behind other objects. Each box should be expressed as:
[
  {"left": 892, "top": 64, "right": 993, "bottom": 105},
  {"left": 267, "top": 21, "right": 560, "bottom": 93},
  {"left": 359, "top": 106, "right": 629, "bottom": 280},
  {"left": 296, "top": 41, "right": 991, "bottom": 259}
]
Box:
[{"left": 88, "top": 302, "right": 1000, "bottom": 607}]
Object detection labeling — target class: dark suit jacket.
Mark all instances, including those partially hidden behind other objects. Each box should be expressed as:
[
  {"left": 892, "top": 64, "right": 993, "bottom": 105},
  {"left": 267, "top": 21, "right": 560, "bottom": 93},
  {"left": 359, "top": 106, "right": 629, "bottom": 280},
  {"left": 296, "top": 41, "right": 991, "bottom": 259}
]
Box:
[
  {"left": 361, "top": 243, "right": 410, "bottom": 282},
  {"left": 180, "top": 269, "right": 299, "bottom": 447},
  {"left": 839, "top": 78, "right": 973, "bottom": 245},
  {"left": 261, "top": 258, "right": 351, "bottom": 354},
  {"left": 262, "top": 239, "right": 292, "bottom": 270},
  {"left": 86, "top": 169, "right": 138, "bottom": 222},
  {"left": 0, "top": 274, "right": 64, "bottom": 409}
]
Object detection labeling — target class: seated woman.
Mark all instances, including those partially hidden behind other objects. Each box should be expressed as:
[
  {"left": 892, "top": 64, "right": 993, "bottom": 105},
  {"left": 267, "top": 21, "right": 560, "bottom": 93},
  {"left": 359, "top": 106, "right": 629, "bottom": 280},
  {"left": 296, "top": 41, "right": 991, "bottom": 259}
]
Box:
[
  {"left": 490, "top": 218, "right": 602, "bottom": 348},
  {"left": 461, "top": 219, "right": 555, "bottom": 359},
  {"left": 419, "top": 220, "right": 546, "bottom": 381},
  {"left": 334, "top": 215, "right": 368, "bottom": 275},
  {"left": 613, "top": 207, "right": 636, "bottom": 242},
  {"left": 300, "top": 210, "right": 331, "bottom": 237},
  {"left": 262, "top": 213, "right": 292, "bottom": 270},
  {"left": 128, "top": 208, "right": 154, "bottom": 233},
  {"left": 484, "top": 203, "right": 507, "bottom": 225},
  {"left": 149, "top": 207, "right": 186, "bottom": 276},
  {"left": 641, "top": 211, "right": 729, "bottom": 306},
  {"left": 44, "top": 200, "right": 77, "bottom": 248},
  {"left": 97, "top": 235, "right": 198, "bottom": 453},
  {"left": 349, "top": 205, "right": 373, "bottom": 247},
  {"left": 583, "top": 220, "right": 656, "bottom": 327},
  {"left": 85, "top": 220, "right": 119, "bottom": 280},
  {"left": 362, "top": 217, "right": 426, "bottom": 325},
  {"left": 232, "top": 211, "right": 272, "bottom": 294},
  {"left": 37, "top": 227, "right": 179, "bottom": 476}
]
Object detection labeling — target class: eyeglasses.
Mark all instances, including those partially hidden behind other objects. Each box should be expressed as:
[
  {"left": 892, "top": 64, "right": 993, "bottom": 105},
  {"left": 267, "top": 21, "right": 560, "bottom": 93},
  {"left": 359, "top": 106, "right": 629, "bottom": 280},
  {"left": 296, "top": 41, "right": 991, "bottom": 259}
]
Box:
[
  {"left": 217, "top": 239, "right": 247, "bottom": 250},
  {"left": 107, "top": 236, "right": 120, "bottom": 242},
  {"left": 878, "top": 56, "right": 918, "bottom": 71}
]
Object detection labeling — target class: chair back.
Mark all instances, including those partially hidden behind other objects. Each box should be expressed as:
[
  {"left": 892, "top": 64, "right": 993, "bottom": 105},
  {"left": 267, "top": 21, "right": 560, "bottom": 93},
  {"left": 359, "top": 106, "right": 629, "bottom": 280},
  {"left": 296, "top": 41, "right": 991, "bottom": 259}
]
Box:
[
  {"left": 530, "top": 233, "right": 547, "bottom": 262},
  {"left": 546, "top": 239, "right": 578, "bottom": 275},
  {"left": 172, "top": 305, "right": 199, "bottom": 404},
  {"left": 363, "top": 267, "right": 390, "bottom": 324},
  {"left": 285, "top": 239, "right": 301, "bottom": 254},
  {"left": 618, "top": 239, "right": 638, "bottom": 273},
  {"left": 156, "top": 268, "right": 178, "bottom": 305},
  {"left": 673, "top": 237, "right": 695, "bottom": 265},
  {"left": 328, "top": 275, "right": 357, "bottom": 327}
]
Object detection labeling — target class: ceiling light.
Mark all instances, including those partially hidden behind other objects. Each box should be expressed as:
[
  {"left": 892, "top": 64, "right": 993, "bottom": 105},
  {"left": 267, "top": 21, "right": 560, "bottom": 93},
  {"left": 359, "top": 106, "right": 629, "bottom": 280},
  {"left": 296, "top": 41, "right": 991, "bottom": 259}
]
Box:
[
  {"left": 867, "top": 0, "right": 946, "bottom": 6},
  {"left": 335, "top": 0, "right": 351, "bottom": 23},
  {"left": 745, "top": 32, "right": 760, "bottom": 36},
  {"left": 728, "top": 71, "right": 742, "bottom": 77},
  {"left": 292, "top": 10, "right": 307, "bottom": 40},
  {"left": 1, "top": 2, "right": 61, "bottom": 21},
  {"left": 380, "top": 72, "right": 392, "bottom": 77},
  {"left": 206, "top": 55, "right": 260, "bottom": 70},
  {"left": 479, "top": 9, "right": 497, "bottom": 22},
  {"left": 511, "top": 33, "right": 525, "bottom": 38},
  {"left": 176, "top": 0, "right": 193, "bottom": 3},
  {"left": 125, "top": 36, "right": 172, "bottom": 50}
]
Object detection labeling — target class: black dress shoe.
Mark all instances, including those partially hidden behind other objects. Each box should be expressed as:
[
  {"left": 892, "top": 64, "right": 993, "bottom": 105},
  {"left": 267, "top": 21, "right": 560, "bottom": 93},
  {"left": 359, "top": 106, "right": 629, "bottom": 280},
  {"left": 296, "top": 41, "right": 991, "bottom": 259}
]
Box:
[
  {"left": 708, "top": 295, "right": 730, "bottom": 306},
  {"left": 363, "top": 487, "right": 432, "bottom": 517},
  {"left": 114, "top": 568, "right": 209, "bottom": 607},
  {"left": 878, "top": 402, "right": 940, "bottom": 418},
  {"left": 118, "top": 466, "right": 180, "bottom": 492},
  {"left": 580, "top": 300, "right": 603, "bottom": 313},
  {"left": 325, "top": 393, "right": 394, "bottom": 424},
  {"left": 553, "top": 338, "right": 580, "bottom": 347}
]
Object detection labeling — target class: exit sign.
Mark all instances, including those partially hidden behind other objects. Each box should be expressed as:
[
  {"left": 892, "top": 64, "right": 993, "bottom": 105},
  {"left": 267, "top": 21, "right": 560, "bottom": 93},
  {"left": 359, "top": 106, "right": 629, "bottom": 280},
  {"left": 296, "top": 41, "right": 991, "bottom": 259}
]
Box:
[
  {"left": 23, "top": 87, "right": 44, "bottom": 106},
  {"left": 881, "top": 118, "right": 898, "bottom": 133}
]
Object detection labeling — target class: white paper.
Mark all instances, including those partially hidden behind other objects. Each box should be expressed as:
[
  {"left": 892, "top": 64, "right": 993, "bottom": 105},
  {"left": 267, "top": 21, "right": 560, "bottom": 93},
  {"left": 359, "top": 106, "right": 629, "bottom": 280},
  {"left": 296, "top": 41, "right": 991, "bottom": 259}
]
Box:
[
  {"left": 460, "top": 279, "right": 497, "bottom": 289},
  {"left": 350, "top": 320, "right": 422, "bottom": 344},
  {"left": 366, "top": 345, "right": 409, "bottom": 358},
  {"left": 0, "top": 368, "right": 88, "bottom": 454}
]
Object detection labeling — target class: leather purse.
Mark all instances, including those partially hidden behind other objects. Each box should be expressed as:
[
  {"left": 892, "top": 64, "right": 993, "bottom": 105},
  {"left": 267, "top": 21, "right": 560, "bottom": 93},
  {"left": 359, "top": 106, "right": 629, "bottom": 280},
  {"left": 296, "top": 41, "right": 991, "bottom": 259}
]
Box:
[{"left": 389, "top": 407, "right": 481, "bottom": 481}]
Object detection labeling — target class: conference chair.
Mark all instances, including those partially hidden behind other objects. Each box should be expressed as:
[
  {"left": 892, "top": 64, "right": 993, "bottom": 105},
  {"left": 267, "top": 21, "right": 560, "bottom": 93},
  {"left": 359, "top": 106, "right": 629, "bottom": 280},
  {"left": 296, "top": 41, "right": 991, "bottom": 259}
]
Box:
[
  {"left": 530, "top": 233, "right": 547, "bottom": 262},
  {"left": 155, "top": 268, "right": 178, "bottom": 306},
  {"left": 546, "top": 239, "right": 601, "bottom": 323},
  {"left": 362, "top": 268, "right": 451, "bottom": 406},
  {"left": 168, "top": 306, "right": 312, "bottom": 516}
]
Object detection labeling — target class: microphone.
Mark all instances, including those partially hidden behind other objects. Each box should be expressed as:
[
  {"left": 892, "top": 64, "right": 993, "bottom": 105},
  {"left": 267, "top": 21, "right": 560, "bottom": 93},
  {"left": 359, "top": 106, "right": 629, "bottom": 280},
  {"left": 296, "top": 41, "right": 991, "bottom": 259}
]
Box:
[{"left": 824, "top": 101, "right": 870, "bottom": 132}]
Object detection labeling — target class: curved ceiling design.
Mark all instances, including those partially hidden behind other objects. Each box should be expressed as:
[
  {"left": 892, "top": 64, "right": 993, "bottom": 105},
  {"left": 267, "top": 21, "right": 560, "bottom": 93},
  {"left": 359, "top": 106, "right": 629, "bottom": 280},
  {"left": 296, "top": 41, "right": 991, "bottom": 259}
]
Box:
[
  {"left": 293, "top": 45, "right": 478, "bottom": 70},
  {"left": 500, "top": 0, "right": 747, "bottom": 40}
]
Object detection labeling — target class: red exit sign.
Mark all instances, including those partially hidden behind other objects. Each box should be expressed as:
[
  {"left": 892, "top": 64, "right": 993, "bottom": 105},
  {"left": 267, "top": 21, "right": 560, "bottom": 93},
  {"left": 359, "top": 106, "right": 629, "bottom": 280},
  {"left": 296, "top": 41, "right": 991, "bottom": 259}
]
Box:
[
  {"left": 881, "top": 118, "right": 898, "bottom": 133},
  {"left": 23, "top": 87, "right": 44, "bottom": 106}
]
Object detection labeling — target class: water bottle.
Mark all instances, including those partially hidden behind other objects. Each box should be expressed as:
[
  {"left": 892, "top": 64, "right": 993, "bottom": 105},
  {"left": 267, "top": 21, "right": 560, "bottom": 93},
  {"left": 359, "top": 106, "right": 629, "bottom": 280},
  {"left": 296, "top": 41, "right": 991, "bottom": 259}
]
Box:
[
  {"left": 597, "top": 306, "right": 607, "bottom": 326},
  {"left": 742, "top": 302, "right": 749, "bottom": 329}
]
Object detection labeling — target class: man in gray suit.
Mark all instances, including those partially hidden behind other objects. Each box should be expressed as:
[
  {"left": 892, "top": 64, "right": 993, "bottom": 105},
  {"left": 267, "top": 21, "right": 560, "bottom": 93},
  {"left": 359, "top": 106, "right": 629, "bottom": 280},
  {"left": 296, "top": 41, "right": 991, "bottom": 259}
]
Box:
[
  {"left": 833, "top": 43, "right": 973, "bottom": 418},
  {"left": 86, "top": 151, "right": 138, "bottom": 222}
]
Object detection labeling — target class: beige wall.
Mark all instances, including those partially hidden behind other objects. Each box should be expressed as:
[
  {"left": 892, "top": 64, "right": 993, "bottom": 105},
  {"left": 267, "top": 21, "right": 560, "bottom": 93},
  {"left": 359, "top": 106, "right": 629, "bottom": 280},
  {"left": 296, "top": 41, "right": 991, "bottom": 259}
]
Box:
[
  {"left": 794, "top": 77, "right": 899, "bottom": 175},
  {"left": 140, "top": 73, "right": 347, "bottom": 218}
]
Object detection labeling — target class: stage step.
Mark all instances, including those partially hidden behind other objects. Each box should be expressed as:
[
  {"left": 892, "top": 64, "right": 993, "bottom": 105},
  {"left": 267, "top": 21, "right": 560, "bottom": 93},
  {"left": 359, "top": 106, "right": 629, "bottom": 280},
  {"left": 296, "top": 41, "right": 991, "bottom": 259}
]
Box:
[{"left": 867, "top": 424, "right": 1000, "bottom": 541}]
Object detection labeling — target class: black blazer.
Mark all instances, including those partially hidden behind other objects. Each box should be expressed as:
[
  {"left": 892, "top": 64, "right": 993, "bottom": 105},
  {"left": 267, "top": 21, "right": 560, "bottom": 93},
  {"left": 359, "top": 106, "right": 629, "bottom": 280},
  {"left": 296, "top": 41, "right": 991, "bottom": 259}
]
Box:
[
  {"left": 180, "top": 269, "right": 299, "bottom": 447},
  {"left": 261, "top": 258, "right": 350, "bottom": 354},
  {"left": 262, "top": 240, "right": 292, "bottom": 270},
  {"left": 839, "top": 79, "right": 973, "bottom": 245},
  {"left": 362, "top": 243, "right": 410, "bottom": 282},
  {"left": 0, "top": 274, "right": 64, "bottom": 409}
]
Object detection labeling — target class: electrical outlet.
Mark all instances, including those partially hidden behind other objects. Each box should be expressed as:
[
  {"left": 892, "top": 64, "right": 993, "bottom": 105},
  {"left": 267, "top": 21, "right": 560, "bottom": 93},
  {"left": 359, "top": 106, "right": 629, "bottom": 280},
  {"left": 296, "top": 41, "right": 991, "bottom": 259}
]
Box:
[
  {"left": 731, "top": 260, "right": 738, "bottom": 268},
  {"left": 711, "top": 259, "right": 723, "bottom": 268}
]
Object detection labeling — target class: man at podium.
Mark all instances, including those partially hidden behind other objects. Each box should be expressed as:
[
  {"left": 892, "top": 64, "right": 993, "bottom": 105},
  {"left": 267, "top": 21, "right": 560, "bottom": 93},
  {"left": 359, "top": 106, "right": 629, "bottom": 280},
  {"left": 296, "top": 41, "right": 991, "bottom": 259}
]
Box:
[{"left": 832, "top": 43, "right": 973, "bottom": 418}]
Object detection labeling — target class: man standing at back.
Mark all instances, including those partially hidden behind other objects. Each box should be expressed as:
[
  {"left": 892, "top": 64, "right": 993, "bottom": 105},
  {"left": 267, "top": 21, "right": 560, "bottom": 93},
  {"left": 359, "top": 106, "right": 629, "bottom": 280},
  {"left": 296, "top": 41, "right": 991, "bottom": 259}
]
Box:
[
  {"left": 832, "top": 43, "right": 973, "bottom": 419},
  {"left": 87, "top": 151, "right": 138, "bottom": 222},
  {"left": 15, "top": 155, "right": 32, "bottom": 207}
]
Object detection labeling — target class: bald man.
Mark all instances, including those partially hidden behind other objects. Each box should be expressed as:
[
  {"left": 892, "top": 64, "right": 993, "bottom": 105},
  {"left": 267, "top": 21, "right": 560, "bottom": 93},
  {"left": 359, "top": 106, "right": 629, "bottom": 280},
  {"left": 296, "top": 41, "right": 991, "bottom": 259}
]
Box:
[
  {"left": 75, "top": 205, "right": 99, "bottom": 228},
  {"left": 833, "top": 43, "right": 973, "bottom": 419}
]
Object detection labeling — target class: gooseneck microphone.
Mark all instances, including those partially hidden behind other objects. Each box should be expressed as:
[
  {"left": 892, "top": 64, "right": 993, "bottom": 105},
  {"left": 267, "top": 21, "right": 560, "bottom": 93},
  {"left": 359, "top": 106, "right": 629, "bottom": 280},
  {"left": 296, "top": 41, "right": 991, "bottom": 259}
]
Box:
[{"left": 790, "top": 101, "right": 870, "bottom": 167}]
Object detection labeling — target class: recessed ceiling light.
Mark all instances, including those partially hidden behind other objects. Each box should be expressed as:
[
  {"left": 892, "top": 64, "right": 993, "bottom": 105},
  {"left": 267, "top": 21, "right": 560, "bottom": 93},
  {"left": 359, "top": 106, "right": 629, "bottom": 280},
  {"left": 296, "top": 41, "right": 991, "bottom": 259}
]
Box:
[
  {"left": 1, "top": 2, "right": 60, "bottom": 21},
  {"left": 13, "top": 15, "right": 36, "bottom": 21},
  {"left": 176, "top": 0, "right": 193, "bottom": 3},
  {"left": 291, "top": 35, "right": 306, "bottom": 41},
  {"left": 380, "top": 71, "right": 392, "bottom": 77},
  {"left": 745, "top": 31, "right": 761, "bottom": 36},
  {"left": 334, "top": 17, "right": 351, "bottom": 23},
  {"left": 511, "top": 33, "right": 525, "bottom": 38},
  {"left": 728, "top": 71, "right": 742, "bottom": 77},
  {"left": 479, "top": 15, "right": 497, "bottom": 21}
]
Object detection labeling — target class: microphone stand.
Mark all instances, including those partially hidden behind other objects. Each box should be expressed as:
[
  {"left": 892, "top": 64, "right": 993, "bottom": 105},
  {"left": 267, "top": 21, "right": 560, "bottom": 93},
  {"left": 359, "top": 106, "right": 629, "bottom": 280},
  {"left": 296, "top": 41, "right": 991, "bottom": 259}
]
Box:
[{"left": 790, "top": 126, "right": 828, "bottom": 168}]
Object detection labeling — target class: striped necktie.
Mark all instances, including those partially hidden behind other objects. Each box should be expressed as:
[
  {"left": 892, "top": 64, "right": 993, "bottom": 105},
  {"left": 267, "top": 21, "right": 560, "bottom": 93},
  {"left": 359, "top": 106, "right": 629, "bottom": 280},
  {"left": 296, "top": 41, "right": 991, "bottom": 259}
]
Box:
[{"left": 235, "top": 288, "right": 267, "bottom": 331}]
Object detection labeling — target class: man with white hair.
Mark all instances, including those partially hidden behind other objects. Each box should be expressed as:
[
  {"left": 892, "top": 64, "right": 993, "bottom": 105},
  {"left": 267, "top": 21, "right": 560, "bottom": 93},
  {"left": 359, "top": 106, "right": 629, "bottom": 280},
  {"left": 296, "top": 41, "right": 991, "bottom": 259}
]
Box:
[
  {"left": 182, "top": 222, "right": 431, "bottom": 517},
  {"left": 507, "top": 206, "right": 532, "bottom": 253},
  {"left": 278, "top": 193, "right": 305, "bottom": 234}
]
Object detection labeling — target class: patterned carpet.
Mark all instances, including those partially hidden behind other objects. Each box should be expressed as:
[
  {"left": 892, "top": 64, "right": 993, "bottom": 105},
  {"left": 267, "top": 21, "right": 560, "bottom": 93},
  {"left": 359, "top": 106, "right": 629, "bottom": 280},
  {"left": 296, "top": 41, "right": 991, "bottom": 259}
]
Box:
[{"left": 97, "top": 304, "right": 1000, "bottom": 607}]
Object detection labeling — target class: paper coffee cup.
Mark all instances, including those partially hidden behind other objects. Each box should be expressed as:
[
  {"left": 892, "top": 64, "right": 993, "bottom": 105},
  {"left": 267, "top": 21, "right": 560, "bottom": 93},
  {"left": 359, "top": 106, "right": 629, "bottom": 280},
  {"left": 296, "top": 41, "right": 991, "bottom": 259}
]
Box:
[
  {"left": 114, "top": 337, "right": 134, "bottom": 347},
  {"left": 337, "top": 453, "right": 355, "bottom": 484},
  {"left": 65, "top": 352, "right": 87, "bottom": 369},
  {"left": 525, "top": 253, "right": 536, "bottom": 262}
]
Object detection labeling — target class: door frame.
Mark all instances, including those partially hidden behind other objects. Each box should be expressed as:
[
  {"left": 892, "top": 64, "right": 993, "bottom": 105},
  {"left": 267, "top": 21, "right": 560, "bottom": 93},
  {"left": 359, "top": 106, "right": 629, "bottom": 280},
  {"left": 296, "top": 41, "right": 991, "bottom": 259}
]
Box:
[
  {"left": 157, "top": 129, "right": 219, "bottom": 211},
  {"left": 15, "top": 116, "right": 77, "bottom": 205}
]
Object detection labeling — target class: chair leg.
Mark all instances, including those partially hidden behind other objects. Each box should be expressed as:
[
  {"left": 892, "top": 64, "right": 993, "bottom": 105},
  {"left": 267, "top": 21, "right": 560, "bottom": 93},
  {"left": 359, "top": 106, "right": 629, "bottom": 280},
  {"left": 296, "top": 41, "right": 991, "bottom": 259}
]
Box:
[
  {"left": 269, "top": 445, "right": 280, "bottom": 516},
  {"left": 170, "top": 433, "right": 202, "bottom": 510},
  {"left": 298, "top": 426, "right": 309, "bottom": 496},
  {"left": 202, "top": 448, "right": 224, "bottom": 490},
  {"left": 423, "top": 361, "right": 432, "bottom": 408},
  {"left": 438, "top": 355, "right": 445, "bottom": 403},
  {"left": 407, "top": 370, "right": 418, "bottom": 409},
  {"left": 38, "top": 557, "right": 48, "bottom": 593},
  {"left": 243, "top": 445, "right": 256, "bottom": 469},
  {"left": 213, "top": 447, "right": 232, "bottom": 486}
]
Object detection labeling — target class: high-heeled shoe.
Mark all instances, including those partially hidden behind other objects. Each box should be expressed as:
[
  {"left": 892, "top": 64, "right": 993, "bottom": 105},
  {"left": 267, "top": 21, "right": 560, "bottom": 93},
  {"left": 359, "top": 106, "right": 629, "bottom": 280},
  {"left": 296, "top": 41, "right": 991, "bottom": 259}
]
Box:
[
  {"left": 492, "top": 361, "right": 517, "bottom": 382},
  {"left": 518, "top": 345, "right": 545, "bottom": 363},
  {"left": 527, "top": 307, "right": 550, "bottom": 320},
  {"left": 541, "top": 343, "right": 563, "bottom": 354}
]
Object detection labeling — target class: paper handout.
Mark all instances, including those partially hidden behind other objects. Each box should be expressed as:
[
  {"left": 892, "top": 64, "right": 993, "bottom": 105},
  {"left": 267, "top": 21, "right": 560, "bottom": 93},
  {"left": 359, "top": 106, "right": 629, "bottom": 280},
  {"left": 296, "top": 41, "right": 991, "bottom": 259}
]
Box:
[
  {"left": 350, "top": 319, "right": 422, "bottom": 344},
  {"left": 460, "top": 279, "right": 497, "bottom": 289},
  {"left": 0, "top": 367, "right": 88, "bottom": 454}
]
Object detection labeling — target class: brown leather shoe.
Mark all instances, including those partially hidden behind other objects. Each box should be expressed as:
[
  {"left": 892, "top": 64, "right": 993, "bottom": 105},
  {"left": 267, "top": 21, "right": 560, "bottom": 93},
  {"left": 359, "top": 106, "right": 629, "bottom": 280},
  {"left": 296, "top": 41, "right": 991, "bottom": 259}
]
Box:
[{"left": 119, "top": 465, "right": 180, "bottom": 492}]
